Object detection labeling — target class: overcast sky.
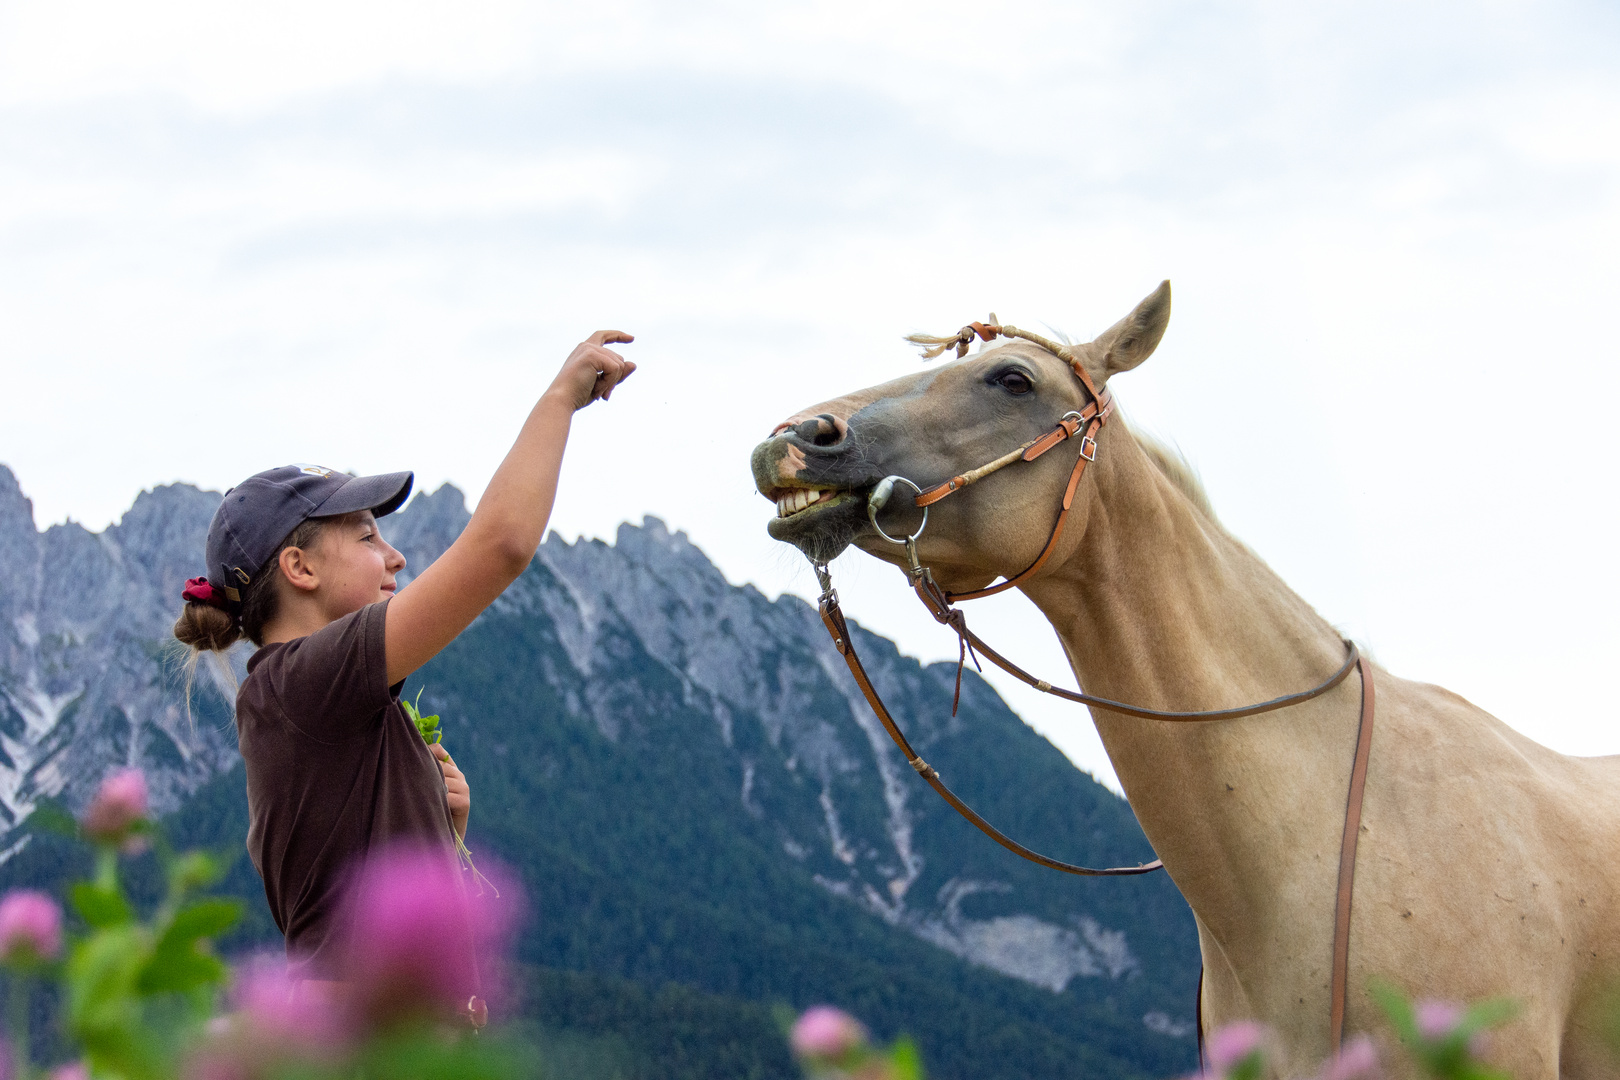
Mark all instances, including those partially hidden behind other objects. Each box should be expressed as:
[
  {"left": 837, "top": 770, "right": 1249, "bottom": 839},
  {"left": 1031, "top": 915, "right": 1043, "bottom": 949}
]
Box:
[{"left": 3, "top": 1, "right": 1618, "bottom": 791}]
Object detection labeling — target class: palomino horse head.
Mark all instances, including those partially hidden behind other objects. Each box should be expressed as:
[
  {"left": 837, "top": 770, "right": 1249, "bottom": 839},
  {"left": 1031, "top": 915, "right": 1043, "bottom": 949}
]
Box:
[{"left": 750, "top": 281, "right": 1172, "bottom": 591}]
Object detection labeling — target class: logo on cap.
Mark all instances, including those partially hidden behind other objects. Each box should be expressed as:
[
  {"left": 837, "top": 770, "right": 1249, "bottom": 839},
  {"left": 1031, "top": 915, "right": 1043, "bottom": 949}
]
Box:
[{"left": 294, "top": 464, "right": 334, "bottom": 478}]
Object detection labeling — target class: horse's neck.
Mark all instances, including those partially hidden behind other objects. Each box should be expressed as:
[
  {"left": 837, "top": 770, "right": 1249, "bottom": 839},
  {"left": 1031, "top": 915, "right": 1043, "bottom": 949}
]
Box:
[
  {"left": 1021, "top": 432, "right": 1353, "bottom": 910},
  {"left": 1026, "top": 435, "right": 1344, "bottom": 710}
]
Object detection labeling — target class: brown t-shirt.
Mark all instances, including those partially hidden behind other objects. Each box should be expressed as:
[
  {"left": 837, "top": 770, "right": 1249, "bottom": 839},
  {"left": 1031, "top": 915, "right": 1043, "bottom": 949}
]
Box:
[{"left": 236, "top": 599, "right": 457, "bottom": 977}]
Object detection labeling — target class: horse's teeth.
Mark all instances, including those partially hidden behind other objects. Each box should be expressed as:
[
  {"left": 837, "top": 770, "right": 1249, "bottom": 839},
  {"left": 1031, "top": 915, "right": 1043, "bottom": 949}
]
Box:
[{"left": 775, "top": 489, "right": 838, "bottom": 518}]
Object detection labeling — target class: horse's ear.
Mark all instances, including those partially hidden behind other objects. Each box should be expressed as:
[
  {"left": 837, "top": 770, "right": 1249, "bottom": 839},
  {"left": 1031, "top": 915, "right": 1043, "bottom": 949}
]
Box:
[{"left": 1087, "top": 280, "right": 1171, "bottom": 380}]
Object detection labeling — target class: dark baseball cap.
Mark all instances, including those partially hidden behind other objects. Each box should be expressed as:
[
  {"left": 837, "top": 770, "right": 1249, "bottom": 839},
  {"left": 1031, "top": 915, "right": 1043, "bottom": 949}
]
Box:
[{"left": 204, "top": 464, "right": 414, "bottom": 603}]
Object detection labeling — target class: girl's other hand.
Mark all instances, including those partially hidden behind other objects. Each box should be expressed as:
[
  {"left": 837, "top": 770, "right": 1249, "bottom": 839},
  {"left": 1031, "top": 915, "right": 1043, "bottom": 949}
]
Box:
[
  {"left": 432, "top": 743, "right": 471, "bottom": 839},
  {"left": 550, "top": 330, "right": 636, "bottom": 411}
]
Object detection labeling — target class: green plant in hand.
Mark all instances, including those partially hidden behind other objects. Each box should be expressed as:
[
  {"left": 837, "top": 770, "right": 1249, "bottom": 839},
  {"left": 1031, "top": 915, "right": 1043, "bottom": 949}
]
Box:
[
  {"left": 403, "top": 690, "right": 496, "bottom": 896},
  {"left": 405, "top": 688, "right": 443, "bottom": 746}
]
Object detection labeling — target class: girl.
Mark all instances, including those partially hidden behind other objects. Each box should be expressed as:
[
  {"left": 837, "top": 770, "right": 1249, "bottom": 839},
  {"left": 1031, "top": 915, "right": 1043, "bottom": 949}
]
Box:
[{"left": 172, "top": 331, "right": 635, "bottom": 1005}]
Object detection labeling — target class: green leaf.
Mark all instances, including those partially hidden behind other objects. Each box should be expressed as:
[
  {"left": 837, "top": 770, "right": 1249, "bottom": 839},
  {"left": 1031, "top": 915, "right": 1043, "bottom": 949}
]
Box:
[
  {"left": 25, "top": 799, "right": 82, "bottom": 838},
  {"left": 65, "top": 926, "right": 153, "bottom": 1075},
  {"left": 137, "top": 948, "right": 226, "bottom": 995},
  {"left": 164, "top": 898, "right": 242, "bottom": 942},
  {"left": 168, "top": 850, "right": 224, "bottom": 895},
  {"left": 1228, "top": 1048, "right": 1266, "bottom": 1080},
  {"left": 1458, "top": 998, "right": 1518, "bottom": 1036},
  {"left": 1369, "top": 978, "right": 1419, "bottom": 1043},
  {"left": 890, "top": 1036, "right": 926, "bottom": 1080},
  {"left": 71, "top": 882, "right": 133, "bottom": 929},
  {"left": 139, "top": 898, "right": 240, "bottom": 994},
  {"left": 360, "top": 1028, "right": 530, "bottom": 1080}
]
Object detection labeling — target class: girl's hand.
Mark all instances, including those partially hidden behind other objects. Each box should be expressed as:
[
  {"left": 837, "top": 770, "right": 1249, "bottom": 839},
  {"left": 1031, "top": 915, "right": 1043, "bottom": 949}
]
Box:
[
  {"left": 433, "top": 743, "right": 471, "bottom": 840},
  {"left": 382, "top": 328, "right": 634, "bottom": 685},
  {"left": 549, "top": 330, "right": 636, "bottom": 411}
]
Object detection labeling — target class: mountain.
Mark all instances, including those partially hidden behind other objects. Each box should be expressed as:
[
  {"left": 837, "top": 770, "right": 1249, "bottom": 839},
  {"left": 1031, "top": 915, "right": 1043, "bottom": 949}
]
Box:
[
  {"left": 0, "top": 467, "right": 239, "bottom": 841},
  {"left": 0, "top": 465, "right": 1199, "bottom": 1079}
]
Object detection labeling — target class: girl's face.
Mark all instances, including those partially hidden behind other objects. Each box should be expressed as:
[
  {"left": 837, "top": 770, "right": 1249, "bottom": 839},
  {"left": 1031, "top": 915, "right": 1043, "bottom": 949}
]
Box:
[{"left": 311, "top": 511, "right": 407, "bottom": 619}]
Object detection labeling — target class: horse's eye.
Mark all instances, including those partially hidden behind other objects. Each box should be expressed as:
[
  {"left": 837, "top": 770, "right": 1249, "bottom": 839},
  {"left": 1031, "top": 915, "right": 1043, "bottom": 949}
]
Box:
[{"left": 995, "top": 371, "right": 1033, "bottom": 395}]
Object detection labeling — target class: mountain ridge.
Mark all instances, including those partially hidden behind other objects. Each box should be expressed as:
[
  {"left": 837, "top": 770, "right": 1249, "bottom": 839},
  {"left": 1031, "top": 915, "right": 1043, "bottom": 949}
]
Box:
[{"left": 0, "top": 463, "right": 1199, "bottom": 1079}]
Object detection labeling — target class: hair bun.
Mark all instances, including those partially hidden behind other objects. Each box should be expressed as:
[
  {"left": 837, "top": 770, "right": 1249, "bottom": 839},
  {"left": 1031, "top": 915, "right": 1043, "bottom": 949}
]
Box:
[{"left": 173, "top": 601, "right": 241, "bottom": 653}]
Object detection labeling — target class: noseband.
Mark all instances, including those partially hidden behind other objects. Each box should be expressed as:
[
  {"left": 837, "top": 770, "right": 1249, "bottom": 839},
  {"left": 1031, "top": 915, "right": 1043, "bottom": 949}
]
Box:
[{"left": 806, "top": 321, "right": 1375, "bottom": 1053}]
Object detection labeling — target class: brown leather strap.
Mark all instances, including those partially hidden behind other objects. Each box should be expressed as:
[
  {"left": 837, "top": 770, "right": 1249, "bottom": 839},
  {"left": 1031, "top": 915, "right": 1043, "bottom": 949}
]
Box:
[
  {"left": 910, "top": 388, "right": 1113, "bottom": 602},
  {"left": 966, "top": 617, "right": 1360, "bottom": 721},
  {"left": 914, "top": 405, "right": 1098, "bottom": 509},
  {"left": 910, "top": 570, "right": 1363, "bottom": 721},
  {"left": 1021, "top": 414, "right": 1083, "bottom": 462},
  {"left": 1329, "top": 656, "right": 1375, "bottom": 1052},
  {"left": 1195, "top": 966, "right": 1206, "bottom": 1070},
  {"left": 943, "top": 416, "right": 1101, "bottom": 602},
  {"left": 819, "top": 592, "right": 1163, "bottom": 877}
]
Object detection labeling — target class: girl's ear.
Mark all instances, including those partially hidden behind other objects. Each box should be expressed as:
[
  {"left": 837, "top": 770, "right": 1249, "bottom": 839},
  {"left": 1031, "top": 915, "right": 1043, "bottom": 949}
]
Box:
[{"left": 278, "top": 543, "right": 322, "bottom": 594}]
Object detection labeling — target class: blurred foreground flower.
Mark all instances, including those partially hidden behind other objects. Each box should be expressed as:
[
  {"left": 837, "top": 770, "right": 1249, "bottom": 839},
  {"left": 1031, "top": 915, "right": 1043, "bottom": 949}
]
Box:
[
  {"left": 234, "top": 955, "right": 350, "bottom": 1051},
  {"left": 1319, "top": 1034, "right": 1380, "bottom": 1080},
  {"left": 48, "top": 1063, "right": 88, "bottom": 1080},
  {"left": 789, "top": 1006, "right": 921, "bottom": 1080},
  {"left": 0, "top": 889, "right": 62, "bottom": 965},
  {"left": 792, "top": 1006, "right": 868, "bottom": 1063},
  {"left": 82, "top": 768, "right": 149, "bottom": 850},
  {"left": 1414, "top": 1001, "right": 1466, "bottom": 1041},
  {"left": 183, "top": 961, "right": 350, "bottom": 1080},
  {"left": 341, "top": 844, "right": 514, "bottom": 1031},
  {"left": 1196, "top": 1021, "right": 1269, "bottom": 1080},
  {"left": 1370, "top": 981, "right": 1515, "bottom": 1080}
]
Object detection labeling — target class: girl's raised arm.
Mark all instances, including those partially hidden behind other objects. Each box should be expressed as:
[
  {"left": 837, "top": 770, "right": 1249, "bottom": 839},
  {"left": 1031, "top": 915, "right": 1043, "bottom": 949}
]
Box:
[{"left": 384, "top": 331, "right": 635, "bottom": 684}]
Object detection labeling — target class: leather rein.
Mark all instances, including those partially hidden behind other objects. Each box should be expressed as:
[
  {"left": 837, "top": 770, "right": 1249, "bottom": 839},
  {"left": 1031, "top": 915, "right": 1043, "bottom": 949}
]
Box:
[{"left": 805, "top": 330, "right": 1375, "bottom": 1053}]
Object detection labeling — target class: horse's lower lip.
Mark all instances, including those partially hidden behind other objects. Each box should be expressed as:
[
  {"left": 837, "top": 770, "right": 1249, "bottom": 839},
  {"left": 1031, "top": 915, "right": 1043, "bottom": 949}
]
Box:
[{"left": 765, "top": 488, "right": 870, "bottom": 547}]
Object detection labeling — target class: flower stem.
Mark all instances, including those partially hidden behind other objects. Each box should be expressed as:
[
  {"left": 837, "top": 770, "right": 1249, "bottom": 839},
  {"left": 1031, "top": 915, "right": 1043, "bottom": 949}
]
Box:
[{"left": 8, "top": 971, "right": 30, "bottom": 1077}]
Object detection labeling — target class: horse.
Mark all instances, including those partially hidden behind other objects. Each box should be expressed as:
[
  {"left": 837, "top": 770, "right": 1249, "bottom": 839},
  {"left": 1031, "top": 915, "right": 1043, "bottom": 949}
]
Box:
[{"left": 748, "top": 282, "right": 1620, "bottom": 1078}]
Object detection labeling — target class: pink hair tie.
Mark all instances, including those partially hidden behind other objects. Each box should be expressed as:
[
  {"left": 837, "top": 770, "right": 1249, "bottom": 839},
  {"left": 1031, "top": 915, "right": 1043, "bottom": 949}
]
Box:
[{"left": 182, "top": 577, "right": 224, "bottom": 607}]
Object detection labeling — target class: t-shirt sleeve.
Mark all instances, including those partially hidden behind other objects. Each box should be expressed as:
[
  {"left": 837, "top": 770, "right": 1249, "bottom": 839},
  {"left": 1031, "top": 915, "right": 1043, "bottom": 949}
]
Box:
[{"left": 270, "top": 600, "right": 392, "bottom": 742}]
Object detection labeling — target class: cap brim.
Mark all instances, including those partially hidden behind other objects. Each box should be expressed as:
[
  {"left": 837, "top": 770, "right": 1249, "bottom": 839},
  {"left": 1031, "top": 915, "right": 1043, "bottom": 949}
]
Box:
[{"left": 312, "top": 471, "right": 415, "bottom": 519}]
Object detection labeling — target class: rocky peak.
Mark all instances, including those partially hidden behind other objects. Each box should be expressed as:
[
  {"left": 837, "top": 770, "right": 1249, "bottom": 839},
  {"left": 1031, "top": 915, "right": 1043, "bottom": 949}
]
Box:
[
  {"left": 0, "top": 466, "right": 235, "bottom": 844},
  {"left": 387, "top": 483, "right": 470, "bottom": 588}
]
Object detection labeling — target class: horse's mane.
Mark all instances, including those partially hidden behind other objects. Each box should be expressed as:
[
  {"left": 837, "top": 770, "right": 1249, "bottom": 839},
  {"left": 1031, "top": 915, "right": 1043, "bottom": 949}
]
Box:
[{"left": 1132, "top": 429, "right": 1217, "bottom": 522}]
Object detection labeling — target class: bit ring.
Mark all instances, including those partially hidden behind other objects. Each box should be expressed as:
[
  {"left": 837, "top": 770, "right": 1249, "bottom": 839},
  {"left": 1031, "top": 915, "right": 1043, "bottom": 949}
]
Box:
[{"left": 867, "top": 475, "right": 928, "bottom": 545}]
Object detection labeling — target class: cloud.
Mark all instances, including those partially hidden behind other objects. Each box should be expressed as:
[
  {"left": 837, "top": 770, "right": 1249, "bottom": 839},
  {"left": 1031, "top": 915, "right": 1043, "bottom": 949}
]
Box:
[{"left": 2, "top": 0, "right": 1619, "bottom": 787}]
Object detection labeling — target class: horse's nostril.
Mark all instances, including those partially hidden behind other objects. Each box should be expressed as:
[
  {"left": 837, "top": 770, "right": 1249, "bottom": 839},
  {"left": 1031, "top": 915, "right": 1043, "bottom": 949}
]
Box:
[{"left": 792, "top": 413, "right": 846, "bottom": 447}]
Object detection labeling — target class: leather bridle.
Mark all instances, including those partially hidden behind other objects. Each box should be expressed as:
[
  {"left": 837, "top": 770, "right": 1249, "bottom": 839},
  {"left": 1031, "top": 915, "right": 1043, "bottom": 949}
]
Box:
[{"left": 805, "top": 329, "right": 1375, "bottom": 1054}]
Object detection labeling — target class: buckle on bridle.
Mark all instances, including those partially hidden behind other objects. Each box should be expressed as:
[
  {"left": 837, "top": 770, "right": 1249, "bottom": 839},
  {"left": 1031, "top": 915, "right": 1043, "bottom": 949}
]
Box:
[{"left": 1078, "top": 434, "right": 1098, "bottom": 462}]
